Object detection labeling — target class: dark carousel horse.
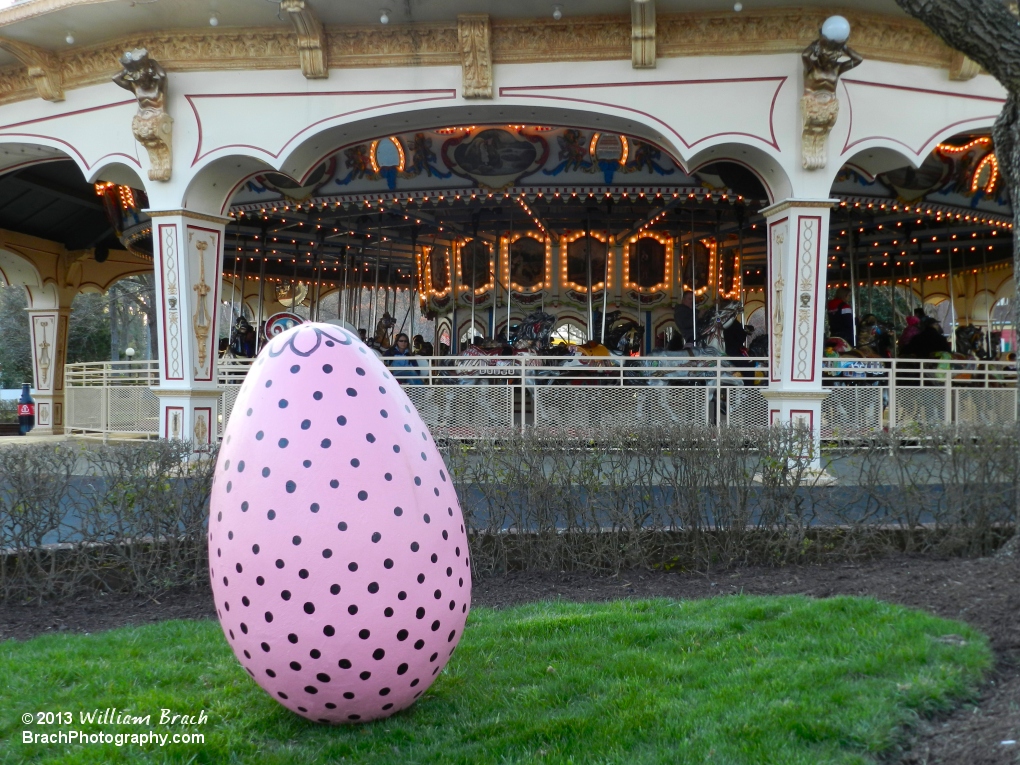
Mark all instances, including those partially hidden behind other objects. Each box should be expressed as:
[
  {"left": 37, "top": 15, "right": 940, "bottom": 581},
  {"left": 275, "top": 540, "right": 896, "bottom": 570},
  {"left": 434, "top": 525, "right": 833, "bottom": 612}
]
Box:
[{"left": 221, "top": 315, "right": 257, "bottom": 359}]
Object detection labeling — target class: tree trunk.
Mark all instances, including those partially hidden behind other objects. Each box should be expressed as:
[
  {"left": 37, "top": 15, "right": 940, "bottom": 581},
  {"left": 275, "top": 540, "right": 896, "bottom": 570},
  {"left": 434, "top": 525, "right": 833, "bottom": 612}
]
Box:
[
  {"left": 108, "top": 286, "right": 121, "bottom": 362},
  {"left": 894, "top": 0, "right": 1020, "bottom": 548},
  {"left": 894, "top": 0, "right": 1020, "bottom": 358}
]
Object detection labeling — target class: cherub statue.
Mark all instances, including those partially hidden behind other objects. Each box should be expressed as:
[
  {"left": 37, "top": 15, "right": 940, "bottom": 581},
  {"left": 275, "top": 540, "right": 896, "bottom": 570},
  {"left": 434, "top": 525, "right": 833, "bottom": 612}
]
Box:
[
  {"left": 113, "top": 48, "right": 173, "bottom": 181},
  {"left": 801, "top": 20, "right": 862, "bottom": 170}
]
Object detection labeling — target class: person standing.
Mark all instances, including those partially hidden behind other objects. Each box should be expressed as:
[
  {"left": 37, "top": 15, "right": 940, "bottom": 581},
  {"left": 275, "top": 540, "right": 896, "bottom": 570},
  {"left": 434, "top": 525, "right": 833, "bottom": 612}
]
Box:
[
  {"left": 383, "top": 333, "right": 420, "bottom": 384},
  {"left": 826, "top": 286, "right": 855, "bottom": 345},
  {"left": 673, "top": 291, "right": 696, "bottom": 347}
]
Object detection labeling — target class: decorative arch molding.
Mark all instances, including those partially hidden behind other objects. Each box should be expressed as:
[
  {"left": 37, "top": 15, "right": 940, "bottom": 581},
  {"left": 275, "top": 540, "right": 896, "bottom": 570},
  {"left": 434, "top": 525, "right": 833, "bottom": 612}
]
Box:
[
  {"left": 184, "top": 101, "right": 791, "bottom": 214},
  {"left": 686, "top": 143, "right": 789, "bottom": 204},
  {"left": 89, "top": 159, "right": 147, "bottom": 189},
  {"left": 837, "top": 78, "right": 1004, "bottom": 169},
  {"left": 0, "top": 246, "right": 43, "bottom": 288},
  {"left": 835, "top": 146, "right": 919, "bottom": 185},
  {"left": 185, "top": 155, "right": 278, "bottom": 216},
  {"left": 0, "top": 101, "right": 141, "bottom": 182}
]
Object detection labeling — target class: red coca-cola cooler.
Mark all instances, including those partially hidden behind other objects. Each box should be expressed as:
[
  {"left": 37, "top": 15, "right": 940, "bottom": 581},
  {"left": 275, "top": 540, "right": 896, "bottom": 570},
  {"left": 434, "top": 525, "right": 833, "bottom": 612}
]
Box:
[{"left": 18, "top": 383, "right": 34, "bottom": 435}]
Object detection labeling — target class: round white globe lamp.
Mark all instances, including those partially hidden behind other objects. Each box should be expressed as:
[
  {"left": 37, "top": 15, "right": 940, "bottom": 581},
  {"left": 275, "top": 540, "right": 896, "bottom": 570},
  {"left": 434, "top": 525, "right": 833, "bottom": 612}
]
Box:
[{"left": 821, "top": 16, "right": 851, "bottom": 44}]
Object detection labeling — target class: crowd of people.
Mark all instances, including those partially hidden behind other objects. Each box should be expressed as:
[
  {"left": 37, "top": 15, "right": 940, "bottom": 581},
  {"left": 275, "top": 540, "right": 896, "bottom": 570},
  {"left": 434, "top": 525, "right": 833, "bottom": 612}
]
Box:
[{"left": 825, "top": 286, "right": 1007, "bottom": 360}]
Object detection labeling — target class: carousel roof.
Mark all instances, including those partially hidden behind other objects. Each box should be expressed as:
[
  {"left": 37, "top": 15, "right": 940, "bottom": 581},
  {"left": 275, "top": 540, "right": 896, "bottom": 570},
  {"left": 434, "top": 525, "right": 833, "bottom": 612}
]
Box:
[{"left": 210, "top": 125, "right": 1014, "bottom": 295}]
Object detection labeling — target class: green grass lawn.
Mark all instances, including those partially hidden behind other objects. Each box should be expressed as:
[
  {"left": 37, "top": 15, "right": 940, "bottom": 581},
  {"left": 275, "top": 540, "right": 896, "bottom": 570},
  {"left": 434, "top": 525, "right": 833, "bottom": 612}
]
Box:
[{"left": 0, "top": 596, "right": 992, "bottom": 765}]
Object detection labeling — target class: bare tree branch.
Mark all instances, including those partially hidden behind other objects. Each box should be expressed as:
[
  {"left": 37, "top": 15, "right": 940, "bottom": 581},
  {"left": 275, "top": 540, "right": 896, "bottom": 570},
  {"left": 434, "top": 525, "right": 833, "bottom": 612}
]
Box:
[{"left": 895, "top": 0, "right": 1020, "bottom": 88}]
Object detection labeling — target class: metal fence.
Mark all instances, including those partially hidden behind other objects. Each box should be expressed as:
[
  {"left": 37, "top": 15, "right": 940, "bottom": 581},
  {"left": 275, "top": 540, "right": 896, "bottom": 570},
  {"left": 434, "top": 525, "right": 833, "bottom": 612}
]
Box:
[{"left": 63, "top": 354, "right": 1017, "bottom": 439}]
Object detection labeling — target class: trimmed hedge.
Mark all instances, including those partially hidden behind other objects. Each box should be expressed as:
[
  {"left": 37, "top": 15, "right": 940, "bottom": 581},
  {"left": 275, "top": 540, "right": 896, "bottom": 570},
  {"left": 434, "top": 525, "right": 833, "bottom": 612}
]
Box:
[{"left": 1, "top": 425, "right": 1017, "bottom": 601}]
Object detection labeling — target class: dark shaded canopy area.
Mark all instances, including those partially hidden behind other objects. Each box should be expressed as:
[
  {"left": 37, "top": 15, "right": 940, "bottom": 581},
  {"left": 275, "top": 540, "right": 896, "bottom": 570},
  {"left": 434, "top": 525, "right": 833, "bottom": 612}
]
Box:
[{"left": 0, "top": 160, "right": 121, "bottom": 253}]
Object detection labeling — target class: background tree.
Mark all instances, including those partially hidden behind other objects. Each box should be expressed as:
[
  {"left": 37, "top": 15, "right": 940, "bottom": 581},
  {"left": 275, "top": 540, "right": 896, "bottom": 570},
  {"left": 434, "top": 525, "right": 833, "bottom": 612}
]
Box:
[
  {"left": 894, "top": 0, "right": 1020, "bottom": 551},
  {"left": 0, "top": 283, "right": 31, "bottom": 388},
  {"left": 894, "top": 0, "right": 1020, "bottom": 345}
]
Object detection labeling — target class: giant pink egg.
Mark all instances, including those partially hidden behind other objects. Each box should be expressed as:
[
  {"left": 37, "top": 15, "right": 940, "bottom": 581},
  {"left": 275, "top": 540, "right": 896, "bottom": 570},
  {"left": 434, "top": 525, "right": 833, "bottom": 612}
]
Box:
[{"left": 209, "top": 323, "right": 471, "bottom": 723}]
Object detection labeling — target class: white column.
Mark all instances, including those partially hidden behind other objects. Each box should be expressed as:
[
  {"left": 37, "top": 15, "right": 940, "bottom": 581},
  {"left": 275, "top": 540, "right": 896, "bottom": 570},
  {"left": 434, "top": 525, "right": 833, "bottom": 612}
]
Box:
[
  {"left": 24, "top": 285, "right": 72, "bottom": 435},
  {"left": 148, "top": 209, "right": 229, "bottom": 445},
  {"left": 759, "top": 199, "right": 836, "bottom": 469}
]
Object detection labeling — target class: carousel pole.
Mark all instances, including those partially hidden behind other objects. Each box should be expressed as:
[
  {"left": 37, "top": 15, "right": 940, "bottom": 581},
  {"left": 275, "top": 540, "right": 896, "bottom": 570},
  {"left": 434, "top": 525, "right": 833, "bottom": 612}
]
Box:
[
  {"left": 340, "top": 245, "right": 350, "bottom": 321},
  {"left": 355, "top": 249, "right": 366, "bottom": 330},
  {"left": 867, "top": 259, "right": 874, "bottom": 316},
  {"left": 737, "top": 206, "right": 745, "bottom": 323},
  {"left": 507, "top": 207, "right": 513, "bottom": 341},
  {"left": 908, "top": 257, "right": 915, "bottom": 315},
  {"left": 451, "top": 242, "right": 459, "bottom": 354},
  {"left": 254, "top": 256, "right": 266, "bottom": 354},
  {"left": 312, "top": 244, "right": 322, "bottom": 322},
  {"left": 585, "top": 212, "right": 594, "bottom": 341},
  {"left": 290, "top": 239, "right": 299, "bottom": 315},
  {"left": 890, "top": 258, "right": 897, "bottom": 359},
  {"left": 917, "top": 238, "right": 926, "bottom": 314},
  {"left": 848, "top": 221, "right": 859, "bottom": 346},
  {"left": 690, "top": 206, "right": 697, "bottom": 344},
  {"left": 370, "top": 232, "right": 382, "bottom": 335},
  {"left": 982, "top": 245, "right": 991, "bottom": 354},
  {"left": 469, "top": 244, "right": 477, "bottom": 346},
  {"left": 254, "top": 225, "right": 267, "bottom": 354},
  {"left": 227, "top": 222, "right": 239, "bottom": 325},
  {"left": 237, "top": 246, "right": 248, "bottom": 322},
  {"left": 601, "top": 228, "right": 610, "bottom": 345},
  {"left": 947, "top": 245, "right": 957, "bottom": 352}
]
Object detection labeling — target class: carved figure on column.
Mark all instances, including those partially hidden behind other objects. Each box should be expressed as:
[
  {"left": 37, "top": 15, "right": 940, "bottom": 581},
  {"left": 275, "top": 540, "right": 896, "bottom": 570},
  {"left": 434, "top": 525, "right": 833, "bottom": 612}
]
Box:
[
  {"left": 458, "top": 15, "right": 492, "bottom": 99},
  {"left": 37, "top": 321, "right": 51, "bottom": 387},
  {"left": 113, "top": 49, "right": 173, "bottom": 181},
  {"left": 192, "top": 238, "right": 212, "bottom": 372},
  {"left": 800, "top": 17, "right": 862, "bottom": 171}
]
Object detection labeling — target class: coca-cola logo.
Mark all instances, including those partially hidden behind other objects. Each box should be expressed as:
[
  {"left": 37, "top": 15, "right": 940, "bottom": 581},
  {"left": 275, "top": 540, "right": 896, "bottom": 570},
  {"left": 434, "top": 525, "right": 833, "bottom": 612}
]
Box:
[{"left": 18, "top": 404, "right": 35, "bottom": 416}]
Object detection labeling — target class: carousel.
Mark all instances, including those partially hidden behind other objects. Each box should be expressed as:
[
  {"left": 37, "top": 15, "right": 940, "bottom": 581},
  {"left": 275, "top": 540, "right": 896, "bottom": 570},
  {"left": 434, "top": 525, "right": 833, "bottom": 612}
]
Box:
[
  {"left": 94, "top": 122, "right": 1015, "bottom": 364},
  {"left": 84, "top": 120, "right": 1016, "bottom": 437},
  {"left": 0, "top": 0, "right": 995, "bottom": 452}
]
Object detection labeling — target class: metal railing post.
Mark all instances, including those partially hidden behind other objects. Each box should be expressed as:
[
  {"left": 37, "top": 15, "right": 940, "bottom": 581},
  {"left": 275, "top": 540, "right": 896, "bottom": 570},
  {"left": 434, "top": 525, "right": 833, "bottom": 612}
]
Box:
[
  {"left": 887, "top": 359, "right": 897, "bottom": 430},
  {"left": 946, "top": 360, "right": 953, "bottom": 425}
]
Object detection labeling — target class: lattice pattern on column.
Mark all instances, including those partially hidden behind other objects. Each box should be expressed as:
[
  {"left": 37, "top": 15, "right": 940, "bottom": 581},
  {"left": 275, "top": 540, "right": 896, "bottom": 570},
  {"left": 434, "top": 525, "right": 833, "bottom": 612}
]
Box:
[
  {"left": 821, "top": 387, "right": 885, "bottom": 437},
  {"left": 955, "top": 389, "right": 1018, "bottom": 425},
  {"left": 405, "top": 384, "right": 513, "bottom": 435},
  {"left": 534, "top": 385, "right": 709, "bottom": 430}
]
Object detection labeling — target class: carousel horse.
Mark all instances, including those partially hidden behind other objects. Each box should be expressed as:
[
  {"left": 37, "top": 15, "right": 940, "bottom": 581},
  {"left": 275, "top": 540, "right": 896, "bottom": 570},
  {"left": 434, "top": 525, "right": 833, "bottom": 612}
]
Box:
[
  {"left": 604, "top": 313, "right": 645, "bottom": 356},
  {"left": 955, "top": 325, "right": 987, "bottom": 359},
  {"left": 221, "top": 315, "right": 257, "bottom": 359},
  {"left": 641, "top": 301, "right": 746, "bottom": 388},
  {"left": 373, "top": 312, "right": 397, "bottom": 349}
]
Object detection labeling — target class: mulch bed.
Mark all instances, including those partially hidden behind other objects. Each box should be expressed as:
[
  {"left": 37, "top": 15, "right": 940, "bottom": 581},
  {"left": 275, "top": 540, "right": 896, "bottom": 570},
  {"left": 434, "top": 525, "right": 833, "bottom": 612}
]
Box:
[{"left": 2, "top": 553, "right": 1017, "bottom": 764}]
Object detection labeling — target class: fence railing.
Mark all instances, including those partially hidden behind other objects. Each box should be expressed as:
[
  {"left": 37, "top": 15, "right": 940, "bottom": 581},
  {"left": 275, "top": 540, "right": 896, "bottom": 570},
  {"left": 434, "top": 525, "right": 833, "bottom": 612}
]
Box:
[{"left": 63, "top": 354, "right": 1017, "bottom": 439}]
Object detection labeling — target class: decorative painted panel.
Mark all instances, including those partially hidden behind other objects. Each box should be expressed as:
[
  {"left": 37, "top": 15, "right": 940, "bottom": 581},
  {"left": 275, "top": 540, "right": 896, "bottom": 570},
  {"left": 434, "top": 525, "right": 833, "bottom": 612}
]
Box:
[
  {"left": 186, "top": 225, "right": 222, "bottom": 382},
  {"left": 791, "top": 216, "right": 822, "bottom": 383},
  {"left": 158, "top": 223, "right": 185, "bottom": 381}
]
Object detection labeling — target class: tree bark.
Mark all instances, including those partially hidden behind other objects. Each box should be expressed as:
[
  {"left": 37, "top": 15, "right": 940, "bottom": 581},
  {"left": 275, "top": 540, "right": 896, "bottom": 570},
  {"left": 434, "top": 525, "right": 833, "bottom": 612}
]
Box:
[{"left": 895, "top": 0, "right": 1020, "bottom": 363}]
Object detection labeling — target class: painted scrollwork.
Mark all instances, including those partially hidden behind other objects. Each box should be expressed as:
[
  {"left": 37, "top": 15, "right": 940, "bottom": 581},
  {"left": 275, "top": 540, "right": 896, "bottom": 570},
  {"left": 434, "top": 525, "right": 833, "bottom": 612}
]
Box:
[{"left": 113, "top": 48, "right": 173, "bottom": 181}]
